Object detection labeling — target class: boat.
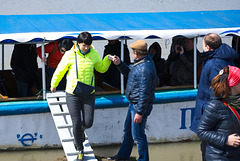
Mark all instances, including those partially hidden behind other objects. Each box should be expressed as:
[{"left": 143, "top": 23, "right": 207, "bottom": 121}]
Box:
[{"left": 0, "top": 10, "right": 240, "bottom": 150}]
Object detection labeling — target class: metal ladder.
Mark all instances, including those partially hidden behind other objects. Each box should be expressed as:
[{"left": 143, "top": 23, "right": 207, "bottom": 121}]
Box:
[{"left": 46, "top": 91, "right": 97, "bottom": 161}]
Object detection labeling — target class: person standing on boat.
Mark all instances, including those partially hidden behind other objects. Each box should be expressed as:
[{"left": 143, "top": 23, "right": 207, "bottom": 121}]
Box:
[
  {"left": 148, "top": 42, "right": 165, "bottom": 87},
  {"left": 197, "top": 66, "right": 240, "bottom": 160},
  {"left": 101, "top": 39, "right": 131, "bottom": 89},
  {"left": 10, "top": 44, "right": 39, "bottom": 97},
  {"left": 108, "top": 40, "right": 158, "bottom": 161},
  {"left": 37, "top": 39, "right": 73, "bottom": 90},
  {"left": 191, "top": 33, "right": 239, "bottom": 161},
  {"left": 232, "top": 35, "right": 240, "bottom": 68},
  {"left": 50, "top": 32, "right": 111, "bottom": 161},
  {"left": 167, "top": 38, "right": 201, "bottom": 86}
]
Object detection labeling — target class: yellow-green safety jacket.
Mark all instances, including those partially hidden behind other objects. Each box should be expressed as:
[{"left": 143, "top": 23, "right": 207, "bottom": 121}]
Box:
[{"left": 51, "top": 43, "right": 111, "bottom": 94}]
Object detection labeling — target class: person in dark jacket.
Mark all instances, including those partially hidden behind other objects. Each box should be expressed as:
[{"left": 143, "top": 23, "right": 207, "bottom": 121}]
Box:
[
  {"left": 101, "top": 40, "right": 130, "bottom": 89},
  {"left": 108, "top": 40, "right": 158, "bottom": 161},
  {"left": 168, "top": 38, "right": 201, "bottom": 86},
  {"left": 148, "top": 42, "right": 165, "bottom": 87},
  {"left": 11, "top": 44, "right": 38, "bottom": 97},
  {"left": 166, "top": 37, "right": 184, "bottom": 85},
  {"left": 232, "top": 35, "right": 240, "bottom": 68},
  {"left": 191, "top": 33, "right": 239, "bottom": 161},
  {"left": 197, "top": 65, "right": 240, "bottom": 161}
]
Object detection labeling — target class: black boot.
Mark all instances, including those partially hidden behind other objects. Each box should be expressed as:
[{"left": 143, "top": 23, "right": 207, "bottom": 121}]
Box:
[{"left": 107, "top": 154, "right": 126, "bottom": 161}]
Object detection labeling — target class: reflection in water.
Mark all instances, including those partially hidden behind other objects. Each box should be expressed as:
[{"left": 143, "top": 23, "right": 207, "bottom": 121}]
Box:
[{"left": 0, "top": 141, "right": 201, "bottom": 161}]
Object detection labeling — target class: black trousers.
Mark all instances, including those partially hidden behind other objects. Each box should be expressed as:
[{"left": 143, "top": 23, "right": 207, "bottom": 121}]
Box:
[{"left": 66, "top": 92, "right": 95, "bottom": 151}]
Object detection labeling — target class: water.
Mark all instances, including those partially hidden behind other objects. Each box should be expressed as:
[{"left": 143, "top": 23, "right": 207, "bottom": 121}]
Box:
[
  {"left": 0, "top": 149, "right": 65, "bottom": 161},
  {"left": 0, "top": 141, "right": 201, "bottom": 161},
  {"left": 94, "top": 141, "right": 202, "bottom": 161}
]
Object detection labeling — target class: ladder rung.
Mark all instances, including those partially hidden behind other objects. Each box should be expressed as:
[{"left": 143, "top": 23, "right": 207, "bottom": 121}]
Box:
[
  {"left": 62, "top": 137, "right": 74, "bottom": 142},
  {"left": 85, "top": 151, "right": 94, "bottom": 154},
  {"left": 47, "top": 95, "right": 66, "bottom": 98},
  {"left": 67, "top": 150, "right": 93, "bottom": 156},
  {"left": 61, "top": 136, "right": 89, "bottom": 143},
  {"left": 57, "top": 124, "right": 73, "bottom": 129},
  {"left": 67, "top": 151, "right": 78, "bottom": 156},
  {"left": 53, "top": 112, "right": 70, "bottom": 116},
  {"left": 46, "top": 92, "right": 66, "bottom": 98},
  {"left": 49, "top": 101, "right": 66, "bottom": 105}
]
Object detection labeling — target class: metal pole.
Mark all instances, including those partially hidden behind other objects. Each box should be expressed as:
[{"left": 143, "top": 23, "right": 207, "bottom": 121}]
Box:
[
  {"left": 120, "top": 39, "right": 124, "bottom": 94},
  {"left": 1, "top": 44, "right": 4, "bottom": 70},
  {"left": 41, "top": 42, "right": 46, "bottom": 99},
  {"left": 194, "top": 37, "right": 197, "bottom": 89}
]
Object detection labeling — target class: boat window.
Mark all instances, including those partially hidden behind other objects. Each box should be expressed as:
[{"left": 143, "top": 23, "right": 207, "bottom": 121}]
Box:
[{"left": 0, "top": 36, "right": 235, "bottom": 100}]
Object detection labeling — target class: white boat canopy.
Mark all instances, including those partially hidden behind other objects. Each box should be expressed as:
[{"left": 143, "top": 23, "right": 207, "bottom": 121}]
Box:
[
  {"left": 1, "top": 10, "right": 240, "bottom": 99},
  {"left": 0, "top": 10, "right": 240, "bottom": 43}
]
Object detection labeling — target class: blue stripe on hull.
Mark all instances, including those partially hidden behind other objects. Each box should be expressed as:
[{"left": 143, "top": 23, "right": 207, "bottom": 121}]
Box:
[
  {"left": 0, "top": 89, "right": 197, "bottom": 116},
  {"left": 0, "top": 101, "right": 49, "bottom": 116}
]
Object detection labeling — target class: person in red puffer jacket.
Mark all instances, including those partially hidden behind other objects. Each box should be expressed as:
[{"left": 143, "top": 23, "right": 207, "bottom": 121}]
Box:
[{"left": 37, "top": 39, "right": 73, "bottom": 90}]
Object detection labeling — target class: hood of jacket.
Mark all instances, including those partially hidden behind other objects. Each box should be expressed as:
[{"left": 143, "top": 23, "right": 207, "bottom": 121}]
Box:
[{"left": 202, "top": 43, "right": 238, "bottom": 63}]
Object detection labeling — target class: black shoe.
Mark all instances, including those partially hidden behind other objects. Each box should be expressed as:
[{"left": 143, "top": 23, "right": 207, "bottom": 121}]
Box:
[
  {"left": 107, "top": 155, "right": 126, "bottom": 161},
  {"left": 74, "top": 151, "right": 84, "bottom": 161}
]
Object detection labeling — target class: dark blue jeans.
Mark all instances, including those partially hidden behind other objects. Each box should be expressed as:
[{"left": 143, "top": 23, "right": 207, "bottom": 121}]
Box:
[{"left": 117, "top": 103, "right": 149, "bottom": 161}]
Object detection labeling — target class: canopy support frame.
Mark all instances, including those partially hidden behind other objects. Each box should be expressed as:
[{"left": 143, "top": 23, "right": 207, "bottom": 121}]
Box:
[
  {"left": 194, "top": 37, "right": 197, "bottom": 89},
  {"left": 41, "top": 41, "right": 46, "bottom": 99},
  {"left": 1, "top": 44, "right": 4, "bottom": 70},
  {"left": 120, "top": 39, "right": 125, "bottom": 94}
]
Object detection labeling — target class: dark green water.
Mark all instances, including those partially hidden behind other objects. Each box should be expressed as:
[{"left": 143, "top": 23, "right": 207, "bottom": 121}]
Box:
[{"left": 0, "top": 141, "right": 201, "bottom": 161}]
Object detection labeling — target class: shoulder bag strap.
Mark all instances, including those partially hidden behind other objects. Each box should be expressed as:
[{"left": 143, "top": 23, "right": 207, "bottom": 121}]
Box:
[
  {"left": 49, "top": 45, "right": 57, "bottom": 55},
  {"left": 46, "top": 46, "right": 57, "bottom": 67},
  {"left": 222, "top": 99, "right": 240, "bottom": 124},
  {"left": 74, "top": 52, "right": 93, "bottom": 85},
  {"left": 75, "top": 52, "right": 79, "bottom": 80},
  {"left": 222, "top": 99, "right": 240, "bottom": 133}
]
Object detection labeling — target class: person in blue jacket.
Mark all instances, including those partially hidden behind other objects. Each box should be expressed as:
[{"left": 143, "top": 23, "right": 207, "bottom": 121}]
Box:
[
  {"left": 108, "top": 40, "right": 158, "bottom": 161},
  {"left": 191, "top": 33, "right": 239, "bottom": 161}
]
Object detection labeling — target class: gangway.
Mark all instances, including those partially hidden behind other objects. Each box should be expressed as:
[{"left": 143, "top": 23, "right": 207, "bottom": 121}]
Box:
[{"left": 46, "top": 91, "right": 97, "bottom": 161}]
